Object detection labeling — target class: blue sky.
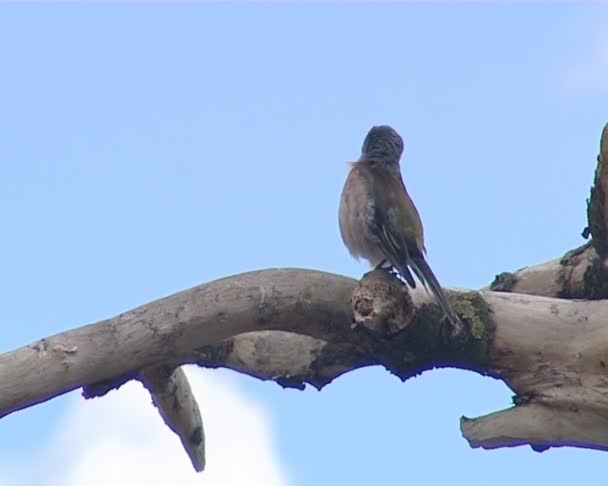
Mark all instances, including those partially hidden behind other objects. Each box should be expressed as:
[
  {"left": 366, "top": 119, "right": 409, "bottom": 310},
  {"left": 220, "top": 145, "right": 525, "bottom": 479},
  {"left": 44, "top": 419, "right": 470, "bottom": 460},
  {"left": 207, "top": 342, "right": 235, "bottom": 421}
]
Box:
[{"left": 1, "top": 3, "right": 607, "bottom": 485}]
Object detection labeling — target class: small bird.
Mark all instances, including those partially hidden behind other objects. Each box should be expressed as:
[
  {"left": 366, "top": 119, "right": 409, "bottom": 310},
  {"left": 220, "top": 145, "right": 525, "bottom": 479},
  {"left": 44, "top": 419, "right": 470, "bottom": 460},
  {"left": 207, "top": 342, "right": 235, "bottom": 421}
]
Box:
[{"left": 338, "top": 125, "right": 460, "bottom": 330}]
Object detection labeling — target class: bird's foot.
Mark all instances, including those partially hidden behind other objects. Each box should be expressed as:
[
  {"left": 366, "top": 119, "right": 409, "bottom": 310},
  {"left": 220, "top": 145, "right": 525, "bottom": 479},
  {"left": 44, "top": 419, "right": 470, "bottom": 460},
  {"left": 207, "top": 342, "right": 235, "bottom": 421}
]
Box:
[
  {"left": 374, "top": 258, "right": 388, "bottom": 270},
  {"left": 374, "top": 259, "right": 397, "bottom": 275},
  {"left": 447, "top": 316, "right": 464, "bottom": 338}
]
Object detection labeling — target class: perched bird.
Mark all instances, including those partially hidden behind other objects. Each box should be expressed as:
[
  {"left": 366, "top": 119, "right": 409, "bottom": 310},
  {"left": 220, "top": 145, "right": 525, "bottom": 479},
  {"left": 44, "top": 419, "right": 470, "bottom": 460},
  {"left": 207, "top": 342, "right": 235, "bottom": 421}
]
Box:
[{"left": 338, "top": 125, "right": 460, "bottom": 329}]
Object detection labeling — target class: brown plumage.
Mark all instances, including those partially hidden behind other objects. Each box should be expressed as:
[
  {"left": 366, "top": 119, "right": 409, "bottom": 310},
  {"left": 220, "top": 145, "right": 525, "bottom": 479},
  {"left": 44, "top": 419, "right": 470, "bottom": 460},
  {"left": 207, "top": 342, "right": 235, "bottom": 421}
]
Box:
[{"left": 339, "top": 125, "right": 461, "bottom": 330}]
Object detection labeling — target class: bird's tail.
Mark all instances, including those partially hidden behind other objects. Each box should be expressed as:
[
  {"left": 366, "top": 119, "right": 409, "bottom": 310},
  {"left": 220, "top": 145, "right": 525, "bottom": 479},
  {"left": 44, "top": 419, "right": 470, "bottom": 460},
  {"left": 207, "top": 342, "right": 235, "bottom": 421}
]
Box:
[{"left": 409, "top": 255, "right": 461, "bottom": 329}]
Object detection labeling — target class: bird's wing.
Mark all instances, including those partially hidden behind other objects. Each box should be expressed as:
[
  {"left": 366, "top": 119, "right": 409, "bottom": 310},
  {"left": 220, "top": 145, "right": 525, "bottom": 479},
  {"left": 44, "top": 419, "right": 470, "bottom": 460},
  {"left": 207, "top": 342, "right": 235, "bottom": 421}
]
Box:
[
  {"left": 368, "top": 167, "right": 426, "bottom": 288},
  {"left": 370, "top": 207, "right": 417, "bottom": 288},
  {"left": 368, "top": 165, "right": 461, "bottom": 329}
]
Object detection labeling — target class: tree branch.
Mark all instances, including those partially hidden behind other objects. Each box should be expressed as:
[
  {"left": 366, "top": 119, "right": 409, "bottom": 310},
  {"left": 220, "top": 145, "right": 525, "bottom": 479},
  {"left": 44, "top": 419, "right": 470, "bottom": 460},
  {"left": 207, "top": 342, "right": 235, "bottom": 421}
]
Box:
[
  {"left": 194, "top": 331, "right": 371, "bottom": 390},
  {"left": 139, "top": 365, "right": 205, "bottom": 472},
  {"left": 461, "top": 403, "right": 608, "bottom": 452},
  {"left": 0, "top": 270, "right": 360, "bottom": 418},
  {"left": 3, "top": 265, "right": 608, "bottom": 462},
  {"left": 489, "top": 242, "right": 603, "bottom": 299}
]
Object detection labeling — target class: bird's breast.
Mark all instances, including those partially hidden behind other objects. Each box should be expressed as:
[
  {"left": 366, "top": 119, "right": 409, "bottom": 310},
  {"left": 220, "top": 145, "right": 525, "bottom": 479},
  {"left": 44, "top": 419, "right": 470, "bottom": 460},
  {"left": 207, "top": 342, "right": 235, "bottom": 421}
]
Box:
[{"left": 338, "top": 165, "right": 385, "bottom": 266}]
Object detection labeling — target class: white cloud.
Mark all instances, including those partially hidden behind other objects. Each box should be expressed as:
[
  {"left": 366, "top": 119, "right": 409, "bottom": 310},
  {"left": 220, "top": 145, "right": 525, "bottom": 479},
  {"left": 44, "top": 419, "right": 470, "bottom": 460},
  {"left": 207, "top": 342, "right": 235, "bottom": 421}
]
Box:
[
  {"left": 23, "top": 367, "right": 288, "bottom": 486},
  {"left": 559, "top": 34, "right": 608, "bottom": 97}
]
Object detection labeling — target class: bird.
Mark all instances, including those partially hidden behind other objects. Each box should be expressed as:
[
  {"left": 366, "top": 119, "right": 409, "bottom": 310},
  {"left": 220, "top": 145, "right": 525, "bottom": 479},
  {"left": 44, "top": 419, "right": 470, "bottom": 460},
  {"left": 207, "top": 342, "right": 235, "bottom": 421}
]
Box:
[{"left": 338, "top": 125, "right": 461, "bottom": 330}]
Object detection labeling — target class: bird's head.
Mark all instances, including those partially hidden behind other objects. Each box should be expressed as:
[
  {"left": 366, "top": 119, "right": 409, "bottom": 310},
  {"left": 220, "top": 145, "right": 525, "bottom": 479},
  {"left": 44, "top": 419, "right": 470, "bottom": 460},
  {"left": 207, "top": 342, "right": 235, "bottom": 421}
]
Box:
[{"left": 361, "top": 125, "right": 404, "bottom": 166}]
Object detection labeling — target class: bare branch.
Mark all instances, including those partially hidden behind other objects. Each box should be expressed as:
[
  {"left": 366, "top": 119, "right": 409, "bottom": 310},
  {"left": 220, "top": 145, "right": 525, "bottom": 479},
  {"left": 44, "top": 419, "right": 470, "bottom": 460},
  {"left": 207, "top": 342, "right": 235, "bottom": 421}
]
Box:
[
  {"left": 461, "top": 403, "right": 608, "bottom": 452},
  {"left": 139, "top": 365, "right": 205, "bottom": 472},
  {"left": 489, "top": 243, "right": 599, "bottom": 298},
  {"left": 460, "top": 291, "right": 608, "bottom": 451},
  {"left": 0, "top": 269, "right": 359, "bottom": 419},
  {"left": 195, "top": 331, "right": 371, "bottom": 390},
  {"left": 3, "top": 264, "right": 608, "bottom": 460}
]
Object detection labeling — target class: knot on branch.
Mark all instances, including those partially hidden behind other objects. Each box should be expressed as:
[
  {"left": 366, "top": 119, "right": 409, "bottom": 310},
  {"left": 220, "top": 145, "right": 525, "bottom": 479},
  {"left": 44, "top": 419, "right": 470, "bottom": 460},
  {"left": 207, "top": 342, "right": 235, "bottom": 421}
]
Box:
[
  {"left": 581, "top": 256, "right": 608, "bottom": 299},
  {"left": 555, "top": 243, "right": 608, "bottom": 299},
  {"left": 349, "top": 270, "right": 492, "bottom": 381},
  {"left": 490, "top": 272, "right": 518, "bottom": 292},
  {"left": 351, "top": 269, "right": 414, "bottom": 337}
]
